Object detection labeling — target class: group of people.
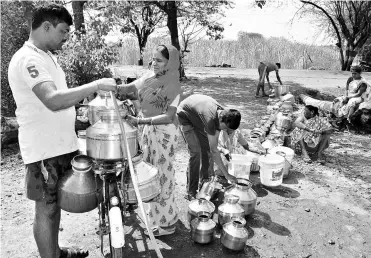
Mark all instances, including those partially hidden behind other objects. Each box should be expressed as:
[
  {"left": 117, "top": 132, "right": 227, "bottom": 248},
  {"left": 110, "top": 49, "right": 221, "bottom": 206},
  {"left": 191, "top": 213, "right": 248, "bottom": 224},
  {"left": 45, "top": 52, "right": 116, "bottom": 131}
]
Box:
[{"left": 7, "top": 3, "right": 369, "bottom": 258}]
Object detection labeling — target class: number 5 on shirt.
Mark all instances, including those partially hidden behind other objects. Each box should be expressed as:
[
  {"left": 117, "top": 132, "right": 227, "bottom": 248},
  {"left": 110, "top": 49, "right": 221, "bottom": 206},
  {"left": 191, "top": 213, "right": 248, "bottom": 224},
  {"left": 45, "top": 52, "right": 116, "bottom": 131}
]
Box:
[{"left": 27, "top": 65, "right": 39, "bottom": 78}]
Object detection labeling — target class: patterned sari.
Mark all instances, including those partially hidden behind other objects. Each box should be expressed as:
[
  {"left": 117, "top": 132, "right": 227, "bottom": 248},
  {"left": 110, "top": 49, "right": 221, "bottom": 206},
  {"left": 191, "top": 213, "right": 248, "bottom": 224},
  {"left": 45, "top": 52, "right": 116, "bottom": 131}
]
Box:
[
  {"left": 134, "top": 45, "right": 181, "bottom": 228},
  {"left": 291, "top": 115, "right": 332, "bottom": 152}
]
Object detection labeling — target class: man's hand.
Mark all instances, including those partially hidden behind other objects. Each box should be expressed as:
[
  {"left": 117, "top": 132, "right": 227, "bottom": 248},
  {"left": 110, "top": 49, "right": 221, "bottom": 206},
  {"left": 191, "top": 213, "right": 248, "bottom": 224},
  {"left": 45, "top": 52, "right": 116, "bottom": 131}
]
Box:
[
  {"left": 95, "top": 78, "right": 117, "bottom": 92},
  {"left": 225, "top": 174, "right": 237, "bottom": 184}
]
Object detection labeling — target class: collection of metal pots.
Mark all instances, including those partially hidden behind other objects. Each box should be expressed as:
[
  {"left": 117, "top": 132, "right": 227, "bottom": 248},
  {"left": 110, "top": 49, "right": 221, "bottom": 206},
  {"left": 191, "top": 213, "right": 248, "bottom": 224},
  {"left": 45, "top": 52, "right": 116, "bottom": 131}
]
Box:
[{"left": 188, "top": 178, "right": 257, "bottom": 251}]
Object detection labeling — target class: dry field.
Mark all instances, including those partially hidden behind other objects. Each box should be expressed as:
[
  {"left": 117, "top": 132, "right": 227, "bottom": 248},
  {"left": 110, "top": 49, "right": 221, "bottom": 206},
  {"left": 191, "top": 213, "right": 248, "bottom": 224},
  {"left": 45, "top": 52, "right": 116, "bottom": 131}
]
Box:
[{"left": 1, "top": 67, "right": 370, "bottom": 258}]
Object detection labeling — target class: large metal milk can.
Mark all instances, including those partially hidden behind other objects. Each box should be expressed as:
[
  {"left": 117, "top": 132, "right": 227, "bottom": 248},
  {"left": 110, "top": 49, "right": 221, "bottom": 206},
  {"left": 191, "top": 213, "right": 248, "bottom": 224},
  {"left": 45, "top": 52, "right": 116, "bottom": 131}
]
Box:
[
  {"left": 86, "top": 109, "right": 138, "bottom": 161},
  {"left": 224, "top": 178, "right": 257, "bottom": 216},
  {"left": 88, "top": 90, "right": 124, "bottom": 125},
  {"left": 57, "top": 155, "right": 102, "bottom": 213}
]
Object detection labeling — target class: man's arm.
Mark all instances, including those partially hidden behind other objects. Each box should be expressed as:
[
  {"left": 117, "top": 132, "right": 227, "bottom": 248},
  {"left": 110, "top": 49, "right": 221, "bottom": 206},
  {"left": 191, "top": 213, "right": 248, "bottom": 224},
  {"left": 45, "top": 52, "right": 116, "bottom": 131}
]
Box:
[
  {"left": 276, "top": 70, "right": 283, "bottom": 85},
  {"left": 208, "top": 132, "right": 237, "bottom": 183},
  {"left": 32, "top": 78, "right": 117, "bottom": 111}
]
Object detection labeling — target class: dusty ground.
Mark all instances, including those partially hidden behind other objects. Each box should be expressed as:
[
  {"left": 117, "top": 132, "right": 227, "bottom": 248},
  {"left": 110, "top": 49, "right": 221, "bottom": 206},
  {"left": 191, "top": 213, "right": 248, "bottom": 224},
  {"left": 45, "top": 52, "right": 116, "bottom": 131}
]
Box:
[{"left": 1, "top": 67, "right": 371, "bottom": 258}]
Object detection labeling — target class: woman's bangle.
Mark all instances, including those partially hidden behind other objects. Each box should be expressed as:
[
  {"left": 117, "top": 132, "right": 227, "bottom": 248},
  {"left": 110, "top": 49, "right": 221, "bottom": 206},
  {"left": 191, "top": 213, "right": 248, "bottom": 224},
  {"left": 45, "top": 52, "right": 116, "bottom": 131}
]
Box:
[{"left": 137, "top": 117, "right": 140, "bottom": 125}]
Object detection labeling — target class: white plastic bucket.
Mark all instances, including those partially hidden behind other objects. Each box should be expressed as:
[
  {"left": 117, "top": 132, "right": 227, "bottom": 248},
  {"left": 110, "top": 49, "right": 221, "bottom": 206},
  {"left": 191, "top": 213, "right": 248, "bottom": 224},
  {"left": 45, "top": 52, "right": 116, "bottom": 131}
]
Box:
[
  {"left": 269, "top": 146, "right": 295, "bottom": 178},
  {"left": 258, "top": 154, "right": 285, "bottom": 187},
  {"left": 228, "top": 154, "right": 252, "bottom": 179}
]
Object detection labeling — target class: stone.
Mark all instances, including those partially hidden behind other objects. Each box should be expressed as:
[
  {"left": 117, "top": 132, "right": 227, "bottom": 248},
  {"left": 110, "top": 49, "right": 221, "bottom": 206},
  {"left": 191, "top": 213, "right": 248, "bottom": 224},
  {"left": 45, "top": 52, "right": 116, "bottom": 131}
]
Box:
[{"left": 305, "top": 208, "right": 310, "bottom": 212}]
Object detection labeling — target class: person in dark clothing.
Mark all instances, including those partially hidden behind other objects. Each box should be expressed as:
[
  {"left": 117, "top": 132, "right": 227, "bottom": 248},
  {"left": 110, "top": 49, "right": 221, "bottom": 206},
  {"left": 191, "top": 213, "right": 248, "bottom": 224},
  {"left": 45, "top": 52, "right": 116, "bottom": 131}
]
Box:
[{"left": 177, "top": 94, "right": 241, "bottom": 200}]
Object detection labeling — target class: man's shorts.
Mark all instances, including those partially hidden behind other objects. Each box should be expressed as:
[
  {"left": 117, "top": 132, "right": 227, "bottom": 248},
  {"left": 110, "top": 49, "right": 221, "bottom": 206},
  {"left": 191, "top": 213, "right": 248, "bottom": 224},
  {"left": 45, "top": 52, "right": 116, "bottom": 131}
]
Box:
[{"left": 25, "top": 151, "right": 78, "bottom": 204}]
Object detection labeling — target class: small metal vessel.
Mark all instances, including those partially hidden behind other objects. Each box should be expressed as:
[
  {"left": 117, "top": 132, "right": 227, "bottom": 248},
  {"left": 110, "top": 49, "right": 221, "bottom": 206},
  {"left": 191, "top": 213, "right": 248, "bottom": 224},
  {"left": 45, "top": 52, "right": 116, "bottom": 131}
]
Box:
[
  {"left": 187, "top": 198, "right": 215, "bottom": 223},
  {"left": 88, "top": 90, "right": 124, "bottom": 125},
  {"left": 190, "top": 211, "right": 216, "bottom": 244},
  {"left": 218, "top": 195, "right": 245, "bottom": 225},
  {"left": 221, "top": 217, "right": 249, "bottom": 251},
  {"left": 224, "top": 178, "right": 257, "bottom": 215}
]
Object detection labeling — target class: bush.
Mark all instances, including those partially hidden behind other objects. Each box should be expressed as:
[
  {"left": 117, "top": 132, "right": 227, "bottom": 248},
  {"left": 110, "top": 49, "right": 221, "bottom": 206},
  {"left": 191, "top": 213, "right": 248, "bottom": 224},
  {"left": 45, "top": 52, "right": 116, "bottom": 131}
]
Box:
[
  {"left": 1, "top": 1, "right": 31, "bottom": 117},
  {"left": 58, "top": 29, "right": 119, "bottom": 87}
]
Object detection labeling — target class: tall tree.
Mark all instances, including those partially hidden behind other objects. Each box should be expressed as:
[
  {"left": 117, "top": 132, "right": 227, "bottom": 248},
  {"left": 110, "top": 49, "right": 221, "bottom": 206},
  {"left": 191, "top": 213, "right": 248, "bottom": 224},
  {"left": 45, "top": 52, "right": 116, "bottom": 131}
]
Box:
[
  {"left": 299, "top": 0, "right": 371, "bottom": 71},
  {"left": 71, "top": 0, "right": 86, "bottom": 34},
  {"left": 95, "top": 1, "right": 165, "bottom": 65}
]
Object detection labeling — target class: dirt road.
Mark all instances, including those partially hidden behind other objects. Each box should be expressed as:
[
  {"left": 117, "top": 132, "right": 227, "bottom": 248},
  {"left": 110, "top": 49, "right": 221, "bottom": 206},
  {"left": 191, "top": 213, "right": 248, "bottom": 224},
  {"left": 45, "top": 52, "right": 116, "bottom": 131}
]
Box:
[{"left": 1, "top": 68, "right": 370, "bottom": 258}]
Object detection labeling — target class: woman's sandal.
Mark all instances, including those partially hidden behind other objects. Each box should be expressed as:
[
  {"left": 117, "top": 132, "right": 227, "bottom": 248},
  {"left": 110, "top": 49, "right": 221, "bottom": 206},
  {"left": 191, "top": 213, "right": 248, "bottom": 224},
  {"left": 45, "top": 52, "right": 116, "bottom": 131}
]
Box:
[
  {"left": 59, "top": 247, "right": 89, "bottom": 258},
  {"left": 144, "top": 226, "right": 175, "bottom": 237}
]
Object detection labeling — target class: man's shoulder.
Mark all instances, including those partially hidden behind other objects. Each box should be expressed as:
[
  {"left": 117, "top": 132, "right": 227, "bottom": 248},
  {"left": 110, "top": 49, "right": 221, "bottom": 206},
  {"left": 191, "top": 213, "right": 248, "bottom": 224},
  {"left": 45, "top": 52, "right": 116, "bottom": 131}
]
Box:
[{"left": 10, "top": 45, "right": 44, "bottom": 67}]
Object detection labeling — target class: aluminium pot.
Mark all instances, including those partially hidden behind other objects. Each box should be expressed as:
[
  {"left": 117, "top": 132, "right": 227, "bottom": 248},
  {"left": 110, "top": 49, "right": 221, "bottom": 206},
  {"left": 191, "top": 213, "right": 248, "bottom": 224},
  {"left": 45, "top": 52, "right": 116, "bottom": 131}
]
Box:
[
  {"left": 224, "top": 178, "right": 257, "bottom": 216},
  {"left": 124, "top": 154, "right": 161, "bottom": 204},
  {"left": 190, "top": 211, "right": 216, "bottom": 244},
  {"left": 57, "top": 155, "right": 102, "bottom": 213},
  {"left": 218, "top": 195, "right": 245, "bottom": 225},
  {"left": 221, "top": 217, "right": 249, "bottom": 251},
  {"left": 187, "top": 198, "right": 215, "bottom": 223},
  {"left": 86, "top": 109, "right": 138, "bottom": 161}
]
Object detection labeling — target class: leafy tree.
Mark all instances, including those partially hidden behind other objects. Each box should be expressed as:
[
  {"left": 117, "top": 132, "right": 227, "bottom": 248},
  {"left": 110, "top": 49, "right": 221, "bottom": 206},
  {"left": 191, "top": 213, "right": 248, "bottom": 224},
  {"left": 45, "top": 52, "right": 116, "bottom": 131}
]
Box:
[
  {"left": 71, "top": 0, "right": 87, "bottom": 34},
  {"left": 1, "top": 1, "right": 34, "bottom": 116},
  {"left": 298, "top": 0, "right": 371, "bottom": 71},
  {"left": 92, "top": 1, "right": 165, "bottom": 65}
]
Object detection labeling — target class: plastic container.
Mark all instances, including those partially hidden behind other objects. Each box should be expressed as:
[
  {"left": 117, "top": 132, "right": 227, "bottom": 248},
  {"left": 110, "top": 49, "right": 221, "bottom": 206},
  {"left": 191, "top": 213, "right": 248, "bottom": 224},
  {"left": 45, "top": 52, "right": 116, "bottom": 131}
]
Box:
[
  {"left": 245, "top": 151, "right": 261, "bottom": 173},
  {"left": 269, "top": 146, "right": 295, "bottom": 178},
  {"left": 258, "top": 154, "right": 285, "bottom": 187},
  {"left": 228, "top": 154, "right": 252, "bottom": 179},
  {"left": 280, "top": 93, "right": 295, "bottom": 104},
  {"left": 77, "top": 130, "right": 87, "bottom": 155}
]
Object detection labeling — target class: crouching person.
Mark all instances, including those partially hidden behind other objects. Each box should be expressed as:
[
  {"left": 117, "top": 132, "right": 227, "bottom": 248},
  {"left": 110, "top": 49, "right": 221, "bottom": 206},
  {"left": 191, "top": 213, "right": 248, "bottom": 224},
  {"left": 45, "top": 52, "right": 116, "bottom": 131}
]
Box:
[{"left": 290, "top": 105, "right": 334, "bottom": 164}]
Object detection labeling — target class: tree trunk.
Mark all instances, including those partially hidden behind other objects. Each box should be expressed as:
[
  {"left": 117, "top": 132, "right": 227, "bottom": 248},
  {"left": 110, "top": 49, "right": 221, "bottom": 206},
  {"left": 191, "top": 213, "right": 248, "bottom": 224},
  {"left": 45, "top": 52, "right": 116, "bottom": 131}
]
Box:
[
  {"left": 166, "top": 1, "right": 180, "bottom": 51},
  {"left": 72, "top": 1, "right": 86, "bottom": 34}
]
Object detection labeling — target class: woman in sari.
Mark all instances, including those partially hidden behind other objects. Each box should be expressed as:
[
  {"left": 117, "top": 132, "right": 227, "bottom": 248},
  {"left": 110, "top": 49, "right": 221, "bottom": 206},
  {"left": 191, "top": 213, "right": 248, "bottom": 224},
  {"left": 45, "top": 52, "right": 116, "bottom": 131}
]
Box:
[
  {"left": 118, "top": 44, "right": 181, "bottom": 236},
  {"left": 291, "top": 105, "right": 334, "bottom": 164},
  {"left": 334, "top": 65, "right": 370, "bottom": 123}
]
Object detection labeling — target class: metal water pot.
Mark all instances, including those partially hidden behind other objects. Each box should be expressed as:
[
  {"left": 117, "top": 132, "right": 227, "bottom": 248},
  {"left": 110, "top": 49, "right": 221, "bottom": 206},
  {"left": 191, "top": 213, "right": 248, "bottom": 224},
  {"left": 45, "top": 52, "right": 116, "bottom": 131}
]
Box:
[
  {"left": 88, "top": 90, "right": 123, "bottom": 125},
  {"left": 196, "top": 176, "right": 222, "bottom": 200},
  {"left": 187, "top": 198, "right": 215, "bottom": 223},
  {"left": 218, "top": 195, "right": 245, "bottom": 225},
  {"left": 221, "top": 217, "right": 249, "bottom": 251},
  {"left": 224, "top": 178, "right": 257, "bottom": 216},
  {"left": 190, "top": 211, "right": 216, "bottom": 244},
  {"left": 86, "top": 109, "right": 138, "bottom": 161},
  {"left": 57, "top": 155, "right": 102, "bottom": 213}
]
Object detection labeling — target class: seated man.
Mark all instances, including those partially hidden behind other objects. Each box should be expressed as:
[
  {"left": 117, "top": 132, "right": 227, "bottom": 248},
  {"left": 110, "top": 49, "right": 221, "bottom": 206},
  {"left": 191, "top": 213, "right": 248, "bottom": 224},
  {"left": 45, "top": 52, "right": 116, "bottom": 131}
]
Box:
[
  {"left": 291, "top": 105, "right": 334, "bottom": 164},
  {"left": 256, "top": 61, "right": 283, "bottom": 97},
  {"left": 334, "top": 65, "right": 370, "bottom": 123}
]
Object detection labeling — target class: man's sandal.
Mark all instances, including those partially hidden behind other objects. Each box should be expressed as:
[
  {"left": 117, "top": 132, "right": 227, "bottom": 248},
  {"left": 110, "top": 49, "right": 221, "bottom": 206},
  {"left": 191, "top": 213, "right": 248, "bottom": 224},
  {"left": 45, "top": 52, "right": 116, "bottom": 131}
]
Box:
[
  {"left": 144, "top": 226, "right": 175, "bottom": 237},
  {"left": 59, "top": 247, "right": 88, "bottom": 258}
]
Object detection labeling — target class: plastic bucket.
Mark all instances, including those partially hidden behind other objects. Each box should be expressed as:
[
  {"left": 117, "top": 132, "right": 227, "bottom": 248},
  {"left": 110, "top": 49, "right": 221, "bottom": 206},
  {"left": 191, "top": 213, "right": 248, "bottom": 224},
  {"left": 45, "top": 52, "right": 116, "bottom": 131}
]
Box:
[
  {"left": 258, "top": 154, "right": 285, "bottom": 187},
  {"left": 228, "top": 154, "right": 252, "bottom": 179},
  {"left": 269, "top": 146, "right": 295, "bottom": 178}
]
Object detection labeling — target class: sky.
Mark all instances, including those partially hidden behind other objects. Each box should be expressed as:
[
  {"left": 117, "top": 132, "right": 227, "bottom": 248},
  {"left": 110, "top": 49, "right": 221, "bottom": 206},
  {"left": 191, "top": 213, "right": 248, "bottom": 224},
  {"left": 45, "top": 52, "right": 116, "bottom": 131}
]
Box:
[{"left": 219, "top": 0, "right": 332, "bottom": 46}]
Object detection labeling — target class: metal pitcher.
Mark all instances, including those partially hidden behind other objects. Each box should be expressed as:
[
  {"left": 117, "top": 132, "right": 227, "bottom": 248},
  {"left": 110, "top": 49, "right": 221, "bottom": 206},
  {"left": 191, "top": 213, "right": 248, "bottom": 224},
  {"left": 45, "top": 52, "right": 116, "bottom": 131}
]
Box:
[
  {"left": 57, "top": 155, "right": 102, "bottom": 213},
  {"left": 88, "top": 90, "right": 124, "bottom": 125},
  {"left": 190, "top": 211, "right": 216, "bottom": 244},
  {"left": 224, "top": 178, "right": 257, "bottom": 215},
  {"left": 218, "top": 194, "right": 245, "bottom": 225},
  {"left": 196, "top": 176, "right": 222, "bottom": 200},
  {"left": 221, "top": 217, "right": 249, "bottom": 251}
]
